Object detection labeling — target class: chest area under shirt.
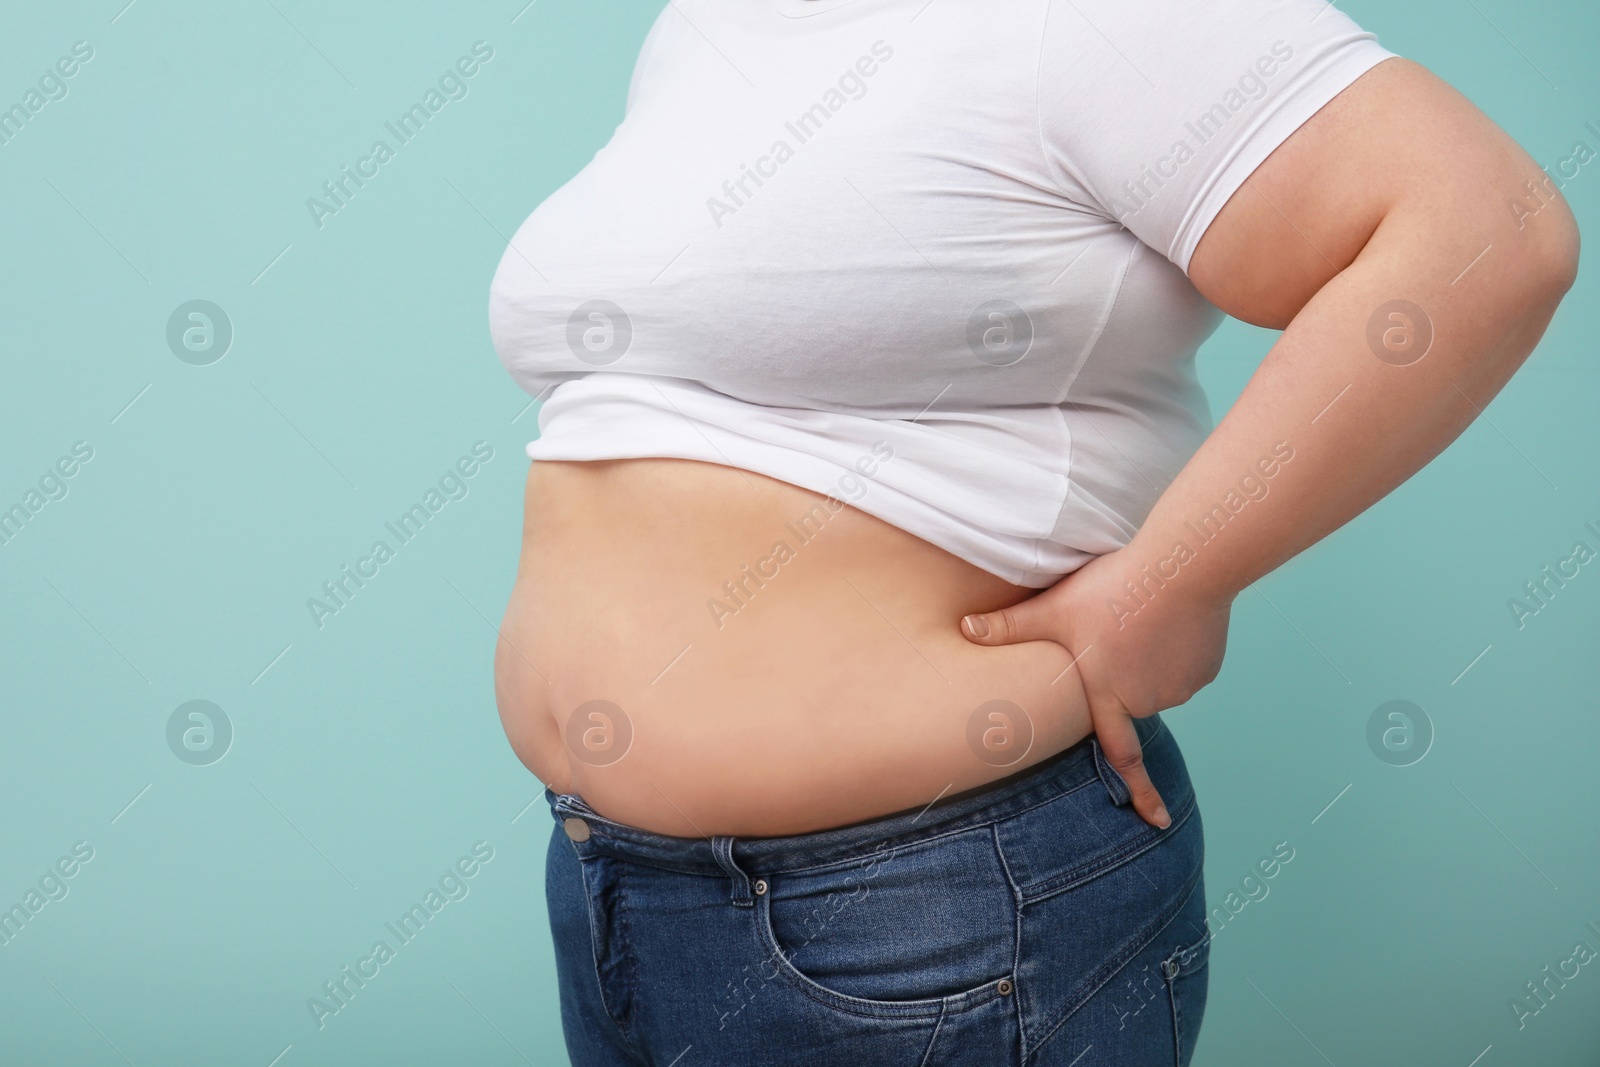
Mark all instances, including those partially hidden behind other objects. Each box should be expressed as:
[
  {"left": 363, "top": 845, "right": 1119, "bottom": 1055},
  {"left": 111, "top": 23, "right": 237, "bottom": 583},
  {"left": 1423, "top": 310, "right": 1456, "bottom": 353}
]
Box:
[{"left": 490, "top": 17, "right": 1206, "bottom": 413}]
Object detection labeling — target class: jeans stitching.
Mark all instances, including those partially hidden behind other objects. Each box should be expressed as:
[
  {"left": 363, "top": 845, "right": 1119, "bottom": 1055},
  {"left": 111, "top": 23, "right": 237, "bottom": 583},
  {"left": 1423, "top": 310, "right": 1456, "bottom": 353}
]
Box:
[
  {"left": 562, "top": 778, "right": 1109, "bottom": 884},
  {"left": 1025, "top": 821, "right": 1204, "bottom": 1059},
  {"left": 1169, "top": 921, "right": 1212, "bottom": 972},
  {"left": 1169, "top": 975, "right": 1182, "bottom": 1067},
  {"left": 613, "top": 861, "right": 640, "bottom": 1040},
  {"left": 713, "top": 835, "right": 754, "bottom": 907},
  {"left": 916, "top": 1005, "right": 949, "bottom": 1067},
  {"left": 574, "top": 855, "right": 639, "bottom": 1054},
  {"left": 1019, "top": 789, "right": 1198, "bottom": 905},
  {"left": 1160, "top": 875, "right": 1210, "bottom": 1067},
  {"left": 748, "top": 866, "right": 1011, "bottom": 1021},
  {"left": 548, "top": 760, "right": 1113, "bottom": 878},
  {"left": 764, "top": 777, "right": 1109, "bottom": 881},
  {"left": 991, "top": 822, "right": 1032, "bottom": 1062}
]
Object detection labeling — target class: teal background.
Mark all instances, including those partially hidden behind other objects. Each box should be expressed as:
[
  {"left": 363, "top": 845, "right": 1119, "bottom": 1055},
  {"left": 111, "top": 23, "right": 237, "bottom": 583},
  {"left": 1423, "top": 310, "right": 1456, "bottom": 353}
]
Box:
[{"left": 0, "top": 0, "right": 1594, "bottom": 1064}]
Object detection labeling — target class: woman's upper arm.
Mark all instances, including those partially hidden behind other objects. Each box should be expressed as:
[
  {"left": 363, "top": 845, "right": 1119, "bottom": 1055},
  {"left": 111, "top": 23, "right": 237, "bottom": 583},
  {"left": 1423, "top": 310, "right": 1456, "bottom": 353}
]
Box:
[{"left": 1187, "top": 56, "right": 1582, "bottom": 330}]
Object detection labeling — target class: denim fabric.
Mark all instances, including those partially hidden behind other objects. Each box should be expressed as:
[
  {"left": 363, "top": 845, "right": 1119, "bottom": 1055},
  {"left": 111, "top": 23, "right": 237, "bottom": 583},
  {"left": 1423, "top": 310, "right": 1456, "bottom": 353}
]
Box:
[{"left": 545, "top": 713, "right": 1208, "bottom": 1066}]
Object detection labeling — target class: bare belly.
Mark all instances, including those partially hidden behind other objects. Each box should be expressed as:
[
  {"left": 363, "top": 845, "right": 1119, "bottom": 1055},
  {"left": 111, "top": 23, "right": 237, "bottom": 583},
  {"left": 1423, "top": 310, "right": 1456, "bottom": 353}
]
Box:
[{"left": 494, "top": 458, "right": 1092, "bottom": 837}]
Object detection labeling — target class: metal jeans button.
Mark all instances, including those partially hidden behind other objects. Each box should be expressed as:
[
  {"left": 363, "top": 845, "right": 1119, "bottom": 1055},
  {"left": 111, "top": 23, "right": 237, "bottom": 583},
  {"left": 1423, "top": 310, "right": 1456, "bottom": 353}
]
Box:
[{"left": 563, "top": 817, "right": 591, "bottom": 842}]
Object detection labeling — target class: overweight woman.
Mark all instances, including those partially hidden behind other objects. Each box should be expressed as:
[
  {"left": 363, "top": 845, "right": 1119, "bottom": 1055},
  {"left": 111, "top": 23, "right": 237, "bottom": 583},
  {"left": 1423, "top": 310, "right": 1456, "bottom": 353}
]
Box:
[{"left": 486, "top": 1, "right": 1579, "bottom": 1063}]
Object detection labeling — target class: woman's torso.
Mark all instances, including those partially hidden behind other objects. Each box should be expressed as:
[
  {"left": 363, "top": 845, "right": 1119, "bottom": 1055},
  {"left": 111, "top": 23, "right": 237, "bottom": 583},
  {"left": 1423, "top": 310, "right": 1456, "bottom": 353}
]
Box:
[
  {"left": 489, "top": 0, "right": 1240, "bottom": 835},
  {"left": 496, "top": 458, "right": 1094, "bottom": 837}
]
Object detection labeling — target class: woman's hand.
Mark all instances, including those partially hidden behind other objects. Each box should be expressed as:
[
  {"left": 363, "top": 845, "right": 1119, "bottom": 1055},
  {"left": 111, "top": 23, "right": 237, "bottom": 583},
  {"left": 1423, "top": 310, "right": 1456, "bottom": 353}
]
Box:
[{"left": 959, "top": 546, "right": 1232, "bottom": 828}]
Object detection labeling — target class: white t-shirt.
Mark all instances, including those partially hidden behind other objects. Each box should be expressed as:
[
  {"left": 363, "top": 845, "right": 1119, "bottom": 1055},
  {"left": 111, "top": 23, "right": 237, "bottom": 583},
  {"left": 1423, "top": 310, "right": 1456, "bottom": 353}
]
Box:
[{"left": 489, "top": 0, "right": 1398, "bottom": 587}]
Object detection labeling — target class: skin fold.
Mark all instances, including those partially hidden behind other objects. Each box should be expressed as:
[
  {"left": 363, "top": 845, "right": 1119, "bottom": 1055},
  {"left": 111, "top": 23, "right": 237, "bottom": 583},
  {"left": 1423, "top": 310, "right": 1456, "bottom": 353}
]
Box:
[
  {"left": 495, "top": 57, "right": 1580, "bottom": 838},
  {"left": 496, "top": 456, "right": 1093, "bottom": 837}
]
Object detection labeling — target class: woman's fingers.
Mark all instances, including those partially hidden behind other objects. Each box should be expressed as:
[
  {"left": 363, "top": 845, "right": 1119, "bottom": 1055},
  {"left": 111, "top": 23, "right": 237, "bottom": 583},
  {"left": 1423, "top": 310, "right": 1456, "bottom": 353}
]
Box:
[
  {"left": 1094, "top": 708, "right": 1170, "bottom": 829},
  {"left": 957, "top": 560, "right": 1175, "bottom": 831},
  {"left": 960, "top": 591, "right": 1057, "bottom": 646}
]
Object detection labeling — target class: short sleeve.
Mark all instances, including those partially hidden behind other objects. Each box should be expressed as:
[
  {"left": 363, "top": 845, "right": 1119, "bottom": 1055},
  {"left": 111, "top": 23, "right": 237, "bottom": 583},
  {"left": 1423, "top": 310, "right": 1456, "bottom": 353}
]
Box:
[
  {"left": 625, "top": 3, "right": 675, "bottom": 115},
  {"left": 1037, "top": 0, "right": 1399, "bottom": 275}
]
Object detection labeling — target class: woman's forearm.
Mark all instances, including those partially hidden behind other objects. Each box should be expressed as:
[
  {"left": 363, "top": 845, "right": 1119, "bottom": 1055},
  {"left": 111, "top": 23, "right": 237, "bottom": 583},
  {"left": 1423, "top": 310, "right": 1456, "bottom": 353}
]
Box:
[{"left": 1120, "top": 195, "right": 1579, "bottom": 614}]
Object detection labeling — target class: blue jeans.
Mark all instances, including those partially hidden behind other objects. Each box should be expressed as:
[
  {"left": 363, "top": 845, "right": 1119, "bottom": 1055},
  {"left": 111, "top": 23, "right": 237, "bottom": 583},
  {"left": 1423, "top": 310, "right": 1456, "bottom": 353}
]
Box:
[{"left": 544, "top": 713, "right": 1208, "bottom": 1066}]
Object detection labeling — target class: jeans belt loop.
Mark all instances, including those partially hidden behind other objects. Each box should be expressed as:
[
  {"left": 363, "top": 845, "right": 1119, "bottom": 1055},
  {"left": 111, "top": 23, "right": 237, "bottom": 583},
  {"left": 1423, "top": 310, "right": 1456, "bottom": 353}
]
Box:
[
  {"left": 711, "top": 836, "right": 755, "bottom": 908},
  {"left": 552, "top": 791, "right": 589, "bottom": 816},
  {"left": 1091, "top": 737, "right": 1134, "bottom": 807}
]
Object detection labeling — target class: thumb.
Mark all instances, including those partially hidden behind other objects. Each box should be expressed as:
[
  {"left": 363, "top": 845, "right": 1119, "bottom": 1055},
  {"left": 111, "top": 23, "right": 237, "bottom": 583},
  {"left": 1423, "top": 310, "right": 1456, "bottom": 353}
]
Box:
[{"left": 961, "top": 593, "right": 1058, "bottom": 646}]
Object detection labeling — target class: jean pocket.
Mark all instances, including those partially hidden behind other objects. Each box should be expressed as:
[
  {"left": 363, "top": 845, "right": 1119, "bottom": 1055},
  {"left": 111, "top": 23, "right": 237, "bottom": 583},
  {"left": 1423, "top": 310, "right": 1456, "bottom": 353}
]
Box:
[{"left": 751, "top": 827, "right": 1017, "bottom": 1018}]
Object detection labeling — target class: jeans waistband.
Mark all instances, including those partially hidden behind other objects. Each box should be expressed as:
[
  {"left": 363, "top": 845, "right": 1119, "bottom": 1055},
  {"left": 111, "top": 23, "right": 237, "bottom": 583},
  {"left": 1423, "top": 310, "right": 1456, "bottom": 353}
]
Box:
[{"left": 547, "top": 713, "right": 1168, "bottom": 878}]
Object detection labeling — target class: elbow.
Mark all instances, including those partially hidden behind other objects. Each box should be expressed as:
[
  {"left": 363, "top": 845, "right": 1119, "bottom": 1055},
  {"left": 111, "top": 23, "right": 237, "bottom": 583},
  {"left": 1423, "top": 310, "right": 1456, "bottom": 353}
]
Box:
[
  {"left": 1474, "top": 192, "right": 1582, "bottom": 336},
  {"left": 1544, "top": 214, "right": 1581, "bottom": 297},
  {"left": 1525, "top": 188, "right": 1582, "bottom": 299}
]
